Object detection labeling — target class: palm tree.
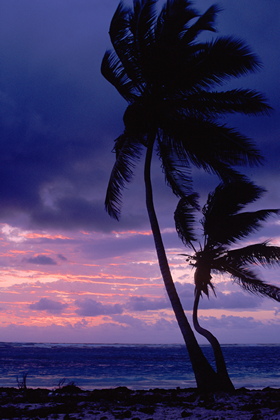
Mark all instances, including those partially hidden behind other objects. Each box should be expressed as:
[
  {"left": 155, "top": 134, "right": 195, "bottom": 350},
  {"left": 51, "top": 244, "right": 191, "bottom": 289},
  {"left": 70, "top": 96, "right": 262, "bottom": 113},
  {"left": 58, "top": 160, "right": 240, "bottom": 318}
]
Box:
[
  {"left": 102, "top": 0, "right": 270, "bottom": 392},
  {"left": 175, "top": 180, "right": 280, "bottom": 386}
]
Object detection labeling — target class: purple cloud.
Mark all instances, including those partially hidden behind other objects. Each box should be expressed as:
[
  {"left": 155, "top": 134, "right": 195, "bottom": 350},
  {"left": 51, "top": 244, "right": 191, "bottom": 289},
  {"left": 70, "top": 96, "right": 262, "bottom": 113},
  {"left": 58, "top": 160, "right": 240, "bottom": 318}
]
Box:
[
  {"left": 126, "top": 296, "right": 170, "bottom": 311},
  {"left": 29, "top": 298, "right": 68, "bottom": 314},
  {"left": 57, "top": 254, "right": 67, "bottom": 261},
  {"left": 26, "top": 255, "right": 57, "bottom": 265},
  {"left": 175, "top": 282, "right": 262, "bottom": 311},
  {"left": 199, "top": 291, "right": 261, "bottom": 310},
  {"left": 75, "top": 298, "right": 123, "bottom": 317}
]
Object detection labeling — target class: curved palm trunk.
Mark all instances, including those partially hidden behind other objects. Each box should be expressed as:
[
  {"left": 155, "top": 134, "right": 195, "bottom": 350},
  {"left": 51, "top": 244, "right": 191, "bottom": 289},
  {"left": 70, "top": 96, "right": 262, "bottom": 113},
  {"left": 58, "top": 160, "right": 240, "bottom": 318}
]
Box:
[
  {"left": 144, "top": 139, "right": 224, "bottom": 393},
  {"left": 193, "top": 288, "right": 234, "bottom": 391}
]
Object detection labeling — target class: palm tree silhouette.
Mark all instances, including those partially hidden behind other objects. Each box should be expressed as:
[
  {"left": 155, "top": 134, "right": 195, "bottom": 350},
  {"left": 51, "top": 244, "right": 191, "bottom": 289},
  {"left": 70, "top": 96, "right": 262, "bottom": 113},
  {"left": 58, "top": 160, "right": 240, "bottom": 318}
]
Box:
[
  {"left": 102, "top": 0, "right": 270, "bottom": 391},
  {"left": 175, "top": 180, "right": 280, "bottom": 386}
]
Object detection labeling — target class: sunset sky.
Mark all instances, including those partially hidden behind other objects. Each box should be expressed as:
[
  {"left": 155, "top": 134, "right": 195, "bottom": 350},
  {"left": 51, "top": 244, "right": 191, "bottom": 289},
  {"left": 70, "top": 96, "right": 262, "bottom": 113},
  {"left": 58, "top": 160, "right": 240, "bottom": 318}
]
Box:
[{"left": 0, "top": 0, "right": 280, "bottom": 344}]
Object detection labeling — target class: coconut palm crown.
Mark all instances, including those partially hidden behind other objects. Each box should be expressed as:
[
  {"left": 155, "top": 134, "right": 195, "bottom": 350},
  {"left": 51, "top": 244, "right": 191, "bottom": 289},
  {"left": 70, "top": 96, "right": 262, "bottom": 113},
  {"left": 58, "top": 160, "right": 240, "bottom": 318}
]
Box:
[
  {"left": 102, "top": 0, "right": 270, "bottom": 220},
  {"left": 175, "top": 180, "right": 280, "bottom": 387},
  {"left": 175, "top": 180, "right": 280, "bottom": 302}
]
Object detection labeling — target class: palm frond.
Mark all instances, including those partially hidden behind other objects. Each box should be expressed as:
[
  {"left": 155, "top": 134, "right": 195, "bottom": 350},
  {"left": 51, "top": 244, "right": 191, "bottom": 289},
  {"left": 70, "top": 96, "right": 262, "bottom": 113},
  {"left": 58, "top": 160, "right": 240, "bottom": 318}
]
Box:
[
  {"left": 202, "top": 181, "right": 265, "bottom": 220},
  {"left": 161, "top": 115, "right": 261, "bottom": 181},
  {"left": 224, "top": 265, "right": 280, "bottom": 302},
  {"left": 199, "top": 161, "right": 247, "bottom": 184},
  {"left": 186, "top": 37, "right": 261, "bottom": 89},
  {"left": 130, "top": 1, "right": 160, "bottom": 87},
  {"left": 196, "top": 278, "right": 216, "bottom": 298},
  {"left": 225, "top": 243, "right": 280, "bottom": 267},
  {"left": 175, "top": 195, "right": 200, "bottom": 247},
  {"left": 180, "top": 89, "right": 271, "bottom": 117},
  {"left": 109, "top": 1, "right": 144, "bottom": 89},
  {"left": 109, "top": 1, "right": 131, "bottom": 52},
  {"left": 157, "top": 140, "right": 193, "bottom": 198},
  {"left": 101, "top": 51, "right": 136, "bottom": 102},
  {"left": 156, "top": 0, "right": 198, "bottom": 42},
  {"left": 202, "top": 183, "right": 277, "bottom": 246},
  {"left": 206, "top": 210, "right": 279, "bottom": 247},
  {"left": 105, "top": 134, "right": 143, "bottom": 219},
  {"left": 223, "top": 210, "right": 279, "bottom": 245},
  {"left": 172, "top": 118, "right": 263, "bottom": 168},
  {"left": 182, "top": 4, "right": 220, "bottom": 43},
  {"left": 131, "top": 0, "right": 157, "bottom": 46}
]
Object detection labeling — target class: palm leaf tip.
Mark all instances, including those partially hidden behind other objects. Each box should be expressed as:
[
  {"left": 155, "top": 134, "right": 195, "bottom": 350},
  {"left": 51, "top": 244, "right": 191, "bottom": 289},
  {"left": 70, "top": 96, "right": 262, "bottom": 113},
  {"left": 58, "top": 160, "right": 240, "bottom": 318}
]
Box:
[
  {"left": 188, "top": 4, "right": 222, "bottom": 36},
  {"left": 105, "top": 184, "right": 121, "bottom": 220},
  {"left": 242, "top": 277, "right": 280, "bottom": 303},
  {"left": 132, "top": 0, "right": 158, "bottom": 43},
  {"left": 174, "top": 194, "right": 199, "bottom": 246},
  {"left": 202, "top": 37, "right": 262, "bottom": 86},
  {"left": 109, "top": 1, "right": 129, "bottom": 39},
  {"left": 227, "top": 242, "right": 280, "bottom": 267},
  {"left": 105, "top": 133, "right": 143, "bottom": 221}
]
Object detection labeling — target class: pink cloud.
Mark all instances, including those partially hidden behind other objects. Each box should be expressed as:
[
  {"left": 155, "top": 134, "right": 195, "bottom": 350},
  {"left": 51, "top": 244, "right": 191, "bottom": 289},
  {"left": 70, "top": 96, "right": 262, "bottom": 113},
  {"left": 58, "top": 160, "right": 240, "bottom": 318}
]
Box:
[{"left": 0, "top": 315, "right": 279, "bottom": 344}]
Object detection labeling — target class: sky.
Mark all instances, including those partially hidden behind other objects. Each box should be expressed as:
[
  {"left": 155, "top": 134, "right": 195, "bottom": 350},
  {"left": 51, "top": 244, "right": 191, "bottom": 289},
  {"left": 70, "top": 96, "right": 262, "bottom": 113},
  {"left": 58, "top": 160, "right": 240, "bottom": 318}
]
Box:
[{"left": 0, "top": 0, "right": 280, "bottom": 345}]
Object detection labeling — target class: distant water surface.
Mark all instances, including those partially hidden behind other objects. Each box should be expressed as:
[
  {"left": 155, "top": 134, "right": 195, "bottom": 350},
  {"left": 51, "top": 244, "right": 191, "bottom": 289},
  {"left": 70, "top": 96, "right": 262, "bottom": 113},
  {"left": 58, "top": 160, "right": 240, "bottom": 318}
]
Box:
[{"left": 0, "top": 342, "right": 279, "bottom": 390}]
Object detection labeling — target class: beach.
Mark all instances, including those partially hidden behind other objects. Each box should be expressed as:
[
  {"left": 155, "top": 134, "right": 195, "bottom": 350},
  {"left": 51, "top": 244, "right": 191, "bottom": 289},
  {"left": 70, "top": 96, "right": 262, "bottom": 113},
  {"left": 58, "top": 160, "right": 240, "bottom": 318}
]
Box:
[{"left": 1, "top": 385, "right": 280, "bottom": 420}]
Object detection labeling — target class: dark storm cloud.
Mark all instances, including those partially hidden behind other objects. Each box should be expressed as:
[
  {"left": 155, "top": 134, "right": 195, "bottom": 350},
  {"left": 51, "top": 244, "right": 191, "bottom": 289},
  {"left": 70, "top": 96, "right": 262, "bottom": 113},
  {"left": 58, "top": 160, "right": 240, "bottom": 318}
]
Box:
[
  {"left": 0, "top": 0, "right": 127, "bottom": 230},
  {"left": 26, "top": 254, "right": 57, "bottom": 265},
  {"left": 29, "top": 297, "right": 68, "bottom": 314},
  {"left": 0, "top": 0, "right": 279, "bottom": 233}
]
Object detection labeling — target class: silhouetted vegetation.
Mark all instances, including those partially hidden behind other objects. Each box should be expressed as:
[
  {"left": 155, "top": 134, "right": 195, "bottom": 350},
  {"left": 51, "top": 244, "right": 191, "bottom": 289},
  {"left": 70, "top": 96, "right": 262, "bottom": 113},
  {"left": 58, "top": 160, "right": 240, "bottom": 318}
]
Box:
[
  {"left": 103, "top": 0, "right": 271, "bottom": 392},
  {"left": 175, "top": 180, "right": 280, "bottom": 387}
]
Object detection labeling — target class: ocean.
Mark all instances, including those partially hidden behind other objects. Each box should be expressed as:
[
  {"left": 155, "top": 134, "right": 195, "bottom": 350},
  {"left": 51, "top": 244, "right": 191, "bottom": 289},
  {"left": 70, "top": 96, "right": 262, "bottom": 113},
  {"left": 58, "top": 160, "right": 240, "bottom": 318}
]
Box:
[{"left": 0, "top": 342, "right": 279, "bottom": 390}]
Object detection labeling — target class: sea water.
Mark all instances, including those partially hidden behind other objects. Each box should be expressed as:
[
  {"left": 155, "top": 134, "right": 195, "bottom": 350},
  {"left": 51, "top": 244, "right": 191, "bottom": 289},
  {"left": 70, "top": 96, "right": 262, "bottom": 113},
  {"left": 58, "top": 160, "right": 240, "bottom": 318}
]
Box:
[{"left": 0, "top": 342, "right": 279, "bottom": 390}]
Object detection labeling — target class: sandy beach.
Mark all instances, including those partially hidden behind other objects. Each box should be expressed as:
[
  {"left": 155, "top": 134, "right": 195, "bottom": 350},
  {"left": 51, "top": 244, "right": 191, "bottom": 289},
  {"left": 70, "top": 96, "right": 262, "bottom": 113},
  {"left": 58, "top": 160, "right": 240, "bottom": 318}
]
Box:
[{"left": 1, "top": 385, "right": 280, "bottom": 419}]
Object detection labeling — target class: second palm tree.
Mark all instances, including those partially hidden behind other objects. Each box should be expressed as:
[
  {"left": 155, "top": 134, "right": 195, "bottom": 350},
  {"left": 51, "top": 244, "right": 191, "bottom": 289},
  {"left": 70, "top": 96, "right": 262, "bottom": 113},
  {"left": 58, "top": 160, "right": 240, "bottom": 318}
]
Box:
[{"left": 175, "top": 180, "right": 280, "bottom": 385}]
